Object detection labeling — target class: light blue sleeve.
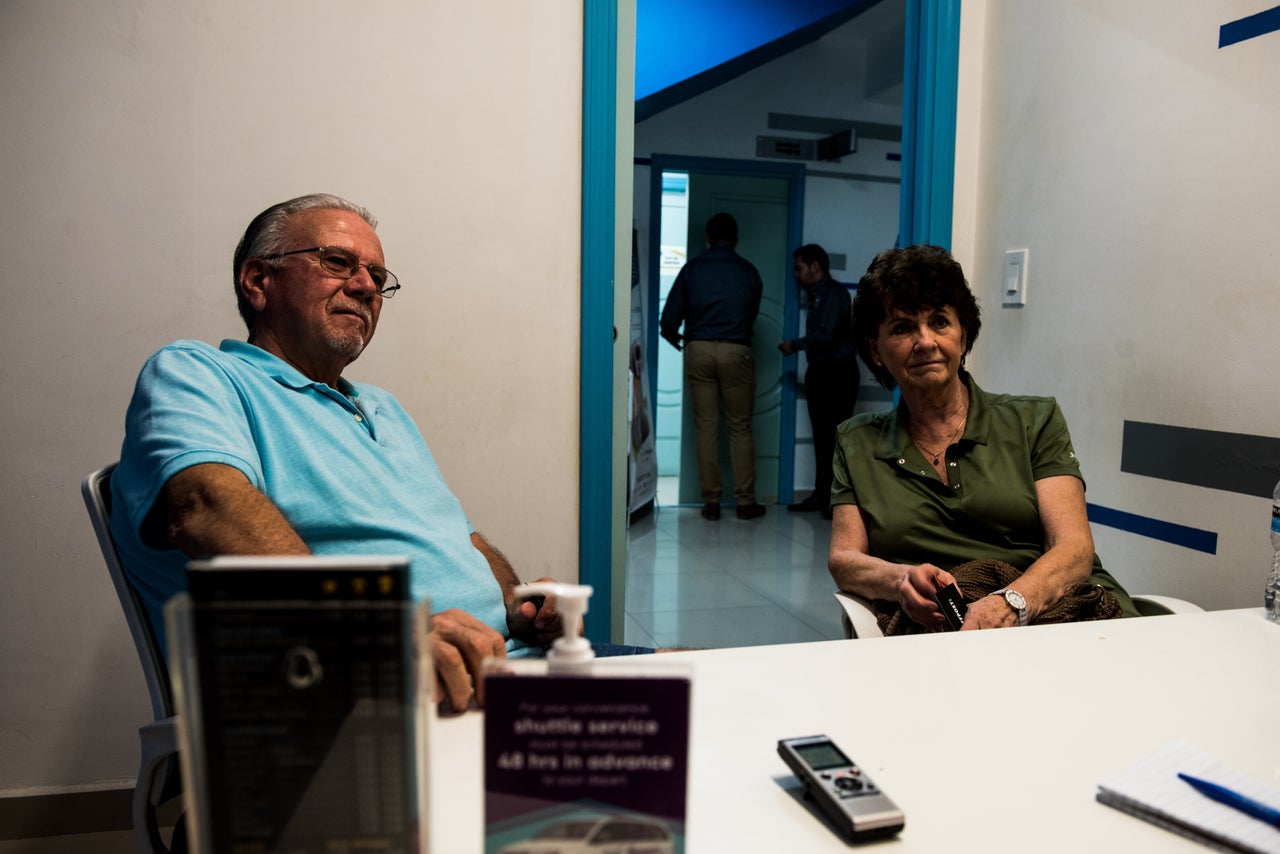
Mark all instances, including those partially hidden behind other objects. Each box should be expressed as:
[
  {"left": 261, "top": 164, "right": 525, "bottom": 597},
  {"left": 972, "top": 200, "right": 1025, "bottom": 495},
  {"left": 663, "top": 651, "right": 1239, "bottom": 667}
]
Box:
[{"left": 113, "top": 341, "right": 264, "bottom": 540}]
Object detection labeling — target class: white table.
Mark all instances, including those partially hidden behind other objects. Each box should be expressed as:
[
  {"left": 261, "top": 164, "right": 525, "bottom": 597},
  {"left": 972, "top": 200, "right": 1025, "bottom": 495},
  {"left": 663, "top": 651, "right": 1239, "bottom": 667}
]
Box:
[{"left": 428, "top": 609, "right": 1280, "bottom": 852}]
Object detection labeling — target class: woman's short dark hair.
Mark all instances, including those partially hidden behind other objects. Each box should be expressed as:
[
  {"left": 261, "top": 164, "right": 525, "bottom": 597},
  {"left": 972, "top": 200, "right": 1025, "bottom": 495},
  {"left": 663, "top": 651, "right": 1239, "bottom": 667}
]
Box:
[{"left": 852, "top": 244, "right": 982, "bottom": 389}]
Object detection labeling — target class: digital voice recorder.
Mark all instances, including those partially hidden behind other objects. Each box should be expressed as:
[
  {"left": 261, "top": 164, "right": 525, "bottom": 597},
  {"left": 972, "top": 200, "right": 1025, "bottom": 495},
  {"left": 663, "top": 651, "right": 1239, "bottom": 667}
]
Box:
[{"left": 777, "top": 735, "right": 905, "bottom": 841}]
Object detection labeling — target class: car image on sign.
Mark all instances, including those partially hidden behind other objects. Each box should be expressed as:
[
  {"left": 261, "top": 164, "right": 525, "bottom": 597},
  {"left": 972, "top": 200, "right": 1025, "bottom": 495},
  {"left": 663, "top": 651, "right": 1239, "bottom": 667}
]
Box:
[{"left": 498, "top": 814, "right": 674, "bottom": 854}]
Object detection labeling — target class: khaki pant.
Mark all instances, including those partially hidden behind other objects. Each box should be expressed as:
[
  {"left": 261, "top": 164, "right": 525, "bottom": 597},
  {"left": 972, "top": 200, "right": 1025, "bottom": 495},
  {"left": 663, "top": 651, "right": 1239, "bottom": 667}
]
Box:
[{"left": 684, "top": 340, "right": 756, "bottom": 505}]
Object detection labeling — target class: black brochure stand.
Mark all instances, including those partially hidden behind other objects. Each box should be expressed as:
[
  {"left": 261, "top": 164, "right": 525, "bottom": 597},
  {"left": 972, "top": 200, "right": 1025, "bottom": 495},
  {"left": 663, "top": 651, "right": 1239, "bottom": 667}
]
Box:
[{"left": 165, "top": 557, "right": 427, "bottom": 854}]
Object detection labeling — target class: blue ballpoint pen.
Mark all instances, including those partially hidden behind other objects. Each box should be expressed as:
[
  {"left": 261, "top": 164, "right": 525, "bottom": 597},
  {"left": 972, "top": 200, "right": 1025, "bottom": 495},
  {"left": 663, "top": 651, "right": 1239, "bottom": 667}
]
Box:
[{"left": 1178, "top": 773, "right": 1280, "bottom": 829}]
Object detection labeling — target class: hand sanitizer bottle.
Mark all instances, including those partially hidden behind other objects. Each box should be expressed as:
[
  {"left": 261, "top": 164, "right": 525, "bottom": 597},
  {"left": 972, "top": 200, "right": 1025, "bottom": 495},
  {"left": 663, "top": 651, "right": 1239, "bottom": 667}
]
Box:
[{"left": 519, "top": 583, "right": 596, "bottom": 667}]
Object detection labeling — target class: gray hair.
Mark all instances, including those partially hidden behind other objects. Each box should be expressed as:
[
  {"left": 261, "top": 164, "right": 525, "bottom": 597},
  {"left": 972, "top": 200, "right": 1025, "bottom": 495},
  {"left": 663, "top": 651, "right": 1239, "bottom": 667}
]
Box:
[{"left": 232, "top": 193, "right": 378, "bottom": 330}]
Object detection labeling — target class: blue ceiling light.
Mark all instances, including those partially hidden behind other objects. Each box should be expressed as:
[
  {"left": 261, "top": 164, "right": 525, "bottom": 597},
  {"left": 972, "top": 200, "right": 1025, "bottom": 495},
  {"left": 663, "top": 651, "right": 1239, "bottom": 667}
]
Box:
[{"left": 636, "top": 0, "right": 879, "bottom": 118}]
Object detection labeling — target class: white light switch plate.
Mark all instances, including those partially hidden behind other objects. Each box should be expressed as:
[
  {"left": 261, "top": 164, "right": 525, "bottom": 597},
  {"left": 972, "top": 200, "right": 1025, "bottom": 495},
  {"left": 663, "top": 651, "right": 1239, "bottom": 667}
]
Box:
[{"left": 1002, "top": 249, "right": 1028, "bottom": 307}]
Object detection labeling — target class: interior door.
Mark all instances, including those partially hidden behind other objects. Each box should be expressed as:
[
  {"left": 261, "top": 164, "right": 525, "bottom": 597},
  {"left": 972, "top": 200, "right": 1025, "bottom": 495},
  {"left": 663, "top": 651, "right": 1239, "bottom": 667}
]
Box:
[{"left": 678, "top": 173, "right": 790, "bottom": 505}]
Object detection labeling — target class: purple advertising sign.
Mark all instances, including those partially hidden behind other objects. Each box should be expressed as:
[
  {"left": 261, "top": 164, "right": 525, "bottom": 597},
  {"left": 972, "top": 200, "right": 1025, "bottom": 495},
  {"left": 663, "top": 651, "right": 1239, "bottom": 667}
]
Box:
[{"left": 484, "top": 673, "right": 691, "bottom": 854}]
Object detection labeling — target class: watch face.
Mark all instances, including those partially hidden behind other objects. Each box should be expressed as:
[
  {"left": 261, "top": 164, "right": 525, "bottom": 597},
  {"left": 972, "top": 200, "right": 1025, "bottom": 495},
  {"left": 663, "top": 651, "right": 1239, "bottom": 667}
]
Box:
[{"left": 1004, "top": 590, "right": 1026, "bottom": 610}]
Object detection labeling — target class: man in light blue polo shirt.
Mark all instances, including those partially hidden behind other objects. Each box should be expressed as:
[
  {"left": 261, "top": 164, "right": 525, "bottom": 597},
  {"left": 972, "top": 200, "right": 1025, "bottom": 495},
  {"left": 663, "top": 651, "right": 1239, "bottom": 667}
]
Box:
[{"left": 110, "top": 194, "right": 608, "bottom": 711}]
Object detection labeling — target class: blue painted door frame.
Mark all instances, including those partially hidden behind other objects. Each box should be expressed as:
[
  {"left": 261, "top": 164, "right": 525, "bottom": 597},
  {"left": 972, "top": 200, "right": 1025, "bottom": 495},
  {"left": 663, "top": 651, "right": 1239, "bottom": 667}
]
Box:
[
  {"left": 900, "top": 0, "right": 961, "bottom": 248},
  {"left": 580, "top": 0, "right": 617, "bottom": 641},
  {"left": 580, "top": 0, "right": 962, "bottom": 641}
]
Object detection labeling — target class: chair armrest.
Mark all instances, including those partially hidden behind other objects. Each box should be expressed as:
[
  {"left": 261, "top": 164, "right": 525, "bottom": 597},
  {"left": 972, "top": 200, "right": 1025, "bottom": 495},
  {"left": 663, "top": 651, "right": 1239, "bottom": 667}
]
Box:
[
  {"left": 833, "top": 591, "right": 884, "bottom": 639},
  {"left": 1131, "top": 594, "right": 1204, "bottom": 616}
]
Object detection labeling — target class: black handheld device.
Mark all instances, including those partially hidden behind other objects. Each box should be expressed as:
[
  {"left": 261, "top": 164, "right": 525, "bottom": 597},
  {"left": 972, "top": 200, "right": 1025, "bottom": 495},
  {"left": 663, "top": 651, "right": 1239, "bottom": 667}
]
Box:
[
  {"left": 777, "top": 735, "right": 905, "bottom": 841},
  {"left": 936, "top": 582, "right": 967, "bottom": 631}
]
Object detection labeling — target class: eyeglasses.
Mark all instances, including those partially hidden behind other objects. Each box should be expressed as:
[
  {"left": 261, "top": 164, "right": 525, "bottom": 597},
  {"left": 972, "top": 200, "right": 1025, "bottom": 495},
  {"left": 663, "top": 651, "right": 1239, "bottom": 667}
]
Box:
[{"left": 260, "top": 246, "right": 401, "bottom": 298}]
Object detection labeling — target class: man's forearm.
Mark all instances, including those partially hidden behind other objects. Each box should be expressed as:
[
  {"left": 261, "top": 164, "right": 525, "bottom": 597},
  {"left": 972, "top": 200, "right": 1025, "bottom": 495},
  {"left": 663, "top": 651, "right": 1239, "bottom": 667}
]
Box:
[
  {"left": 471, "top": 532, "right": 522, "bottom": 605},
  {"left": 156, "top": 462, "right": 309, "bottom": 558}
]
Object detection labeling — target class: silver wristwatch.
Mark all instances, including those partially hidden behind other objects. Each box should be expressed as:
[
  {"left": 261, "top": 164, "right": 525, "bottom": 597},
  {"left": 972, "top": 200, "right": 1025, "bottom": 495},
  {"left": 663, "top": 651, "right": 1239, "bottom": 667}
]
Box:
[{"left": 992, "top": 588, "right": 1028, "bottom": 626}]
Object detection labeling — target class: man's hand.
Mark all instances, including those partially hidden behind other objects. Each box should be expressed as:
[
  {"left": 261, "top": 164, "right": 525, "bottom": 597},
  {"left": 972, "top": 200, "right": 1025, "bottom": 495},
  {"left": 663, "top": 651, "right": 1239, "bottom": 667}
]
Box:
[
  {"left": 661, "top": 331, "right": 683, "bottom": 351},
  {"left": 470, "top": 535, "right": 567, "bottom": 647},
  {"left": 959, "top": 594, "right": 1020, "bottom": 631},
  {"left": 428, "top": 608, "right": 507, "bottom": 712},
  {"left": 506, "top": 576, "right": 567, "bottom": 646},
  {"left": 898, "top": 563, "right": 954, "bottom": 631},
  {"left": 778, "top": 340, "right": 798, "bottom": 356}
]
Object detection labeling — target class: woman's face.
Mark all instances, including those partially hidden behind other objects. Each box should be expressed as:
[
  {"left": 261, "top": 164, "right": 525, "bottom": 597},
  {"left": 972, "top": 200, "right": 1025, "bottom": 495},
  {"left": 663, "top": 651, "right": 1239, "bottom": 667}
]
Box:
[{"left": 870, "top": 305, "right": 967, "bottom": 394}]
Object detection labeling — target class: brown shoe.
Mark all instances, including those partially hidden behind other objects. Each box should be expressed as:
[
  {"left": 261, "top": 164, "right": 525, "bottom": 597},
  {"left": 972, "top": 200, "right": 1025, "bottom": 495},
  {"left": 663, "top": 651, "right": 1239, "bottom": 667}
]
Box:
[
  {"left": 736, "top": 503, "right": 766, "bottom": 520},
  {"left": 701, "top": 502, "right": 721, "bottom": 521}
]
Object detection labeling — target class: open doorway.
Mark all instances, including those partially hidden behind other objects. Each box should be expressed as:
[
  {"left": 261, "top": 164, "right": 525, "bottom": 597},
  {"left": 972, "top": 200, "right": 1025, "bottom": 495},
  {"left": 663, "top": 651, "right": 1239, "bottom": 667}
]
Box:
[
  {"left": 652, "top": 170, "right": 688, "bottom": 506},
  {"left": 630, "top": 2, "right": 912, "bottom": 519},
  {"left": 648, "top": 159, "right": 805, "bottom": 507},
  {"left": 600, "top": 0, "right": 960, "bottom": 640}
]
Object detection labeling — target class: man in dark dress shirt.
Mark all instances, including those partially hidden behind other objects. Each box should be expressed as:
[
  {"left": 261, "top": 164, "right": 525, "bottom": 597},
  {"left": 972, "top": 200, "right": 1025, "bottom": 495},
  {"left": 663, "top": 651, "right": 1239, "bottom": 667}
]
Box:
[
  {"left": 659, "top": 212, "right": 766, "bottom": 521},
  {"left": 779, "top": 244, "right": 859, "bottom": 518}
]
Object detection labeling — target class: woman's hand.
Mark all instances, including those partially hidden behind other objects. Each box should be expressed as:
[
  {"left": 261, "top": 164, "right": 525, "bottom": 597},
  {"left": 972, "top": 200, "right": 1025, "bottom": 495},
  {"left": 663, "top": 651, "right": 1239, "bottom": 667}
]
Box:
[
  {"left": 898, "top": 563, "right": 955, "bottom": 630},
  {"left": 959, "top": 593, "right": 1020, "bottom": 630}
]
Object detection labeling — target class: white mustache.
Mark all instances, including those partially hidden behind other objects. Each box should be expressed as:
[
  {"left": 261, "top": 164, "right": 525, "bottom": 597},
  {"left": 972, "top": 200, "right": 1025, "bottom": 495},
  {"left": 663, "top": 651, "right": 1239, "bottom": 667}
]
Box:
[{"left": 333, "top": 305, "right": 372, "bottom": 325}]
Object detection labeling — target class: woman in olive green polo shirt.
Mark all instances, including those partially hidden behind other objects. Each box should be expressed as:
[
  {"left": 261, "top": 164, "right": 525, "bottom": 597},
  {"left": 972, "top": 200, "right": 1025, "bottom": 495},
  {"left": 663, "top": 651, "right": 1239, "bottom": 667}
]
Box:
[{"left": 828, "top": 245, "right": 1136, "bottom": 632}]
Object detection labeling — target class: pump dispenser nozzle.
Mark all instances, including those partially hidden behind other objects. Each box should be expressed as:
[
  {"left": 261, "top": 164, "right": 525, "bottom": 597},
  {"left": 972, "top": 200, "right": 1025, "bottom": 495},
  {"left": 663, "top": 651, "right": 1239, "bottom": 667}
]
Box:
[{"left": 517, "top": 583, "right": 594, "bottom": 668}]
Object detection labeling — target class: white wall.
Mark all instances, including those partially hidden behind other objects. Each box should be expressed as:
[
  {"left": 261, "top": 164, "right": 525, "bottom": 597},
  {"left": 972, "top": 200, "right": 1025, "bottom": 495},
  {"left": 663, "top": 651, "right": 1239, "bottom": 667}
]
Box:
[
  {"left": 0, "top": 0, "right": 585, "bottom": 792},
  {"left": 955, "top": 1, "right": 1280, "bottom": 609}
]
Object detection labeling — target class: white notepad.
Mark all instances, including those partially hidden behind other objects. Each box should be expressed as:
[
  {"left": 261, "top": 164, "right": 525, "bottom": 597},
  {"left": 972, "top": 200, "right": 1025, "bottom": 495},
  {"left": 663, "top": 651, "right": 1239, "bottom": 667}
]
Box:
[{"left": 1097, "top": 742, "right": 1280, "bottom": 853}]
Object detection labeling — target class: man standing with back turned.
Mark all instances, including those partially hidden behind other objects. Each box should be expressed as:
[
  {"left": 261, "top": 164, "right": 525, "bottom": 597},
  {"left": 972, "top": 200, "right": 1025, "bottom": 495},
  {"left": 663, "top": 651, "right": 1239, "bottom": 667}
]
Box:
[{"left": 660, "top": 212, "right": 766, "bottom": 521}]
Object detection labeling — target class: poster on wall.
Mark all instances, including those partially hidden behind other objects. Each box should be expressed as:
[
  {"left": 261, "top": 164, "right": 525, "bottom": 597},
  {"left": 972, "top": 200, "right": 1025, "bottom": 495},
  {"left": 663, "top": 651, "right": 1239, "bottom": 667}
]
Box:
[{"left": 628, "top": 225, "right": 658, "bottom": 515}]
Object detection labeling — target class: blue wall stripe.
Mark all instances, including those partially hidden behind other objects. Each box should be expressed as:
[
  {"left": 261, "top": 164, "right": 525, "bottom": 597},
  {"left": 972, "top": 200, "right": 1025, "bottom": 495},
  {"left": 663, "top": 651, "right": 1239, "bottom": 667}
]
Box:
[
  {"left": 580, "top": 0, "right": 617, "bottom": 642},
  {"left": 1219, "top": 6, "right": 1280, "bottom": 47},
  {"left": 1087, "top": 503, "right": 1219, "bottom": 555}
]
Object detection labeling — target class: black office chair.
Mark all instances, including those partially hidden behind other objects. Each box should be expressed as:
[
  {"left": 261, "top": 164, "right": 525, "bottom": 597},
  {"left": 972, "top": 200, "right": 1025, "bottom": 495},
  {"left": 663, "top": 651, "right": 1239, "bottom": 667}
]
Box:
[{"left": 82, "top": 463, "right": 181, "bottom": 854}]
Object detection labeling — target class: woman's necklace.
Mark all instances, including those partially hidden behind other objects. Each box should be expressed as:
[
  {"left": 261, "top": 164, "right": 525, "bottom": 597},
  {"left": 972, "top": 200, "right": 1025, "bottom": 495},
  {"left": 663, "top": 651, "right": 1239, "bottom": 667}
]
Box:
[{"left": 909, "top": 409, "right": 968, "bottom": 466}]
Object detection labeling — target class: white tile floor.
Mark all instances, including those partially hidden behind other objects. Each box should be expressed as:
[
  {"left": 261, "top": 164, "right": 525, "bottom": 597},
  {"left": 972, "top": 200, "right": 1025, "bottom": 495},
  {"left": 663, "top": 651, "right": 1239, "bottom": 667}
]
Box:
[{"left": 623, "top": 487, "right": 843, "bottom": 649}]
